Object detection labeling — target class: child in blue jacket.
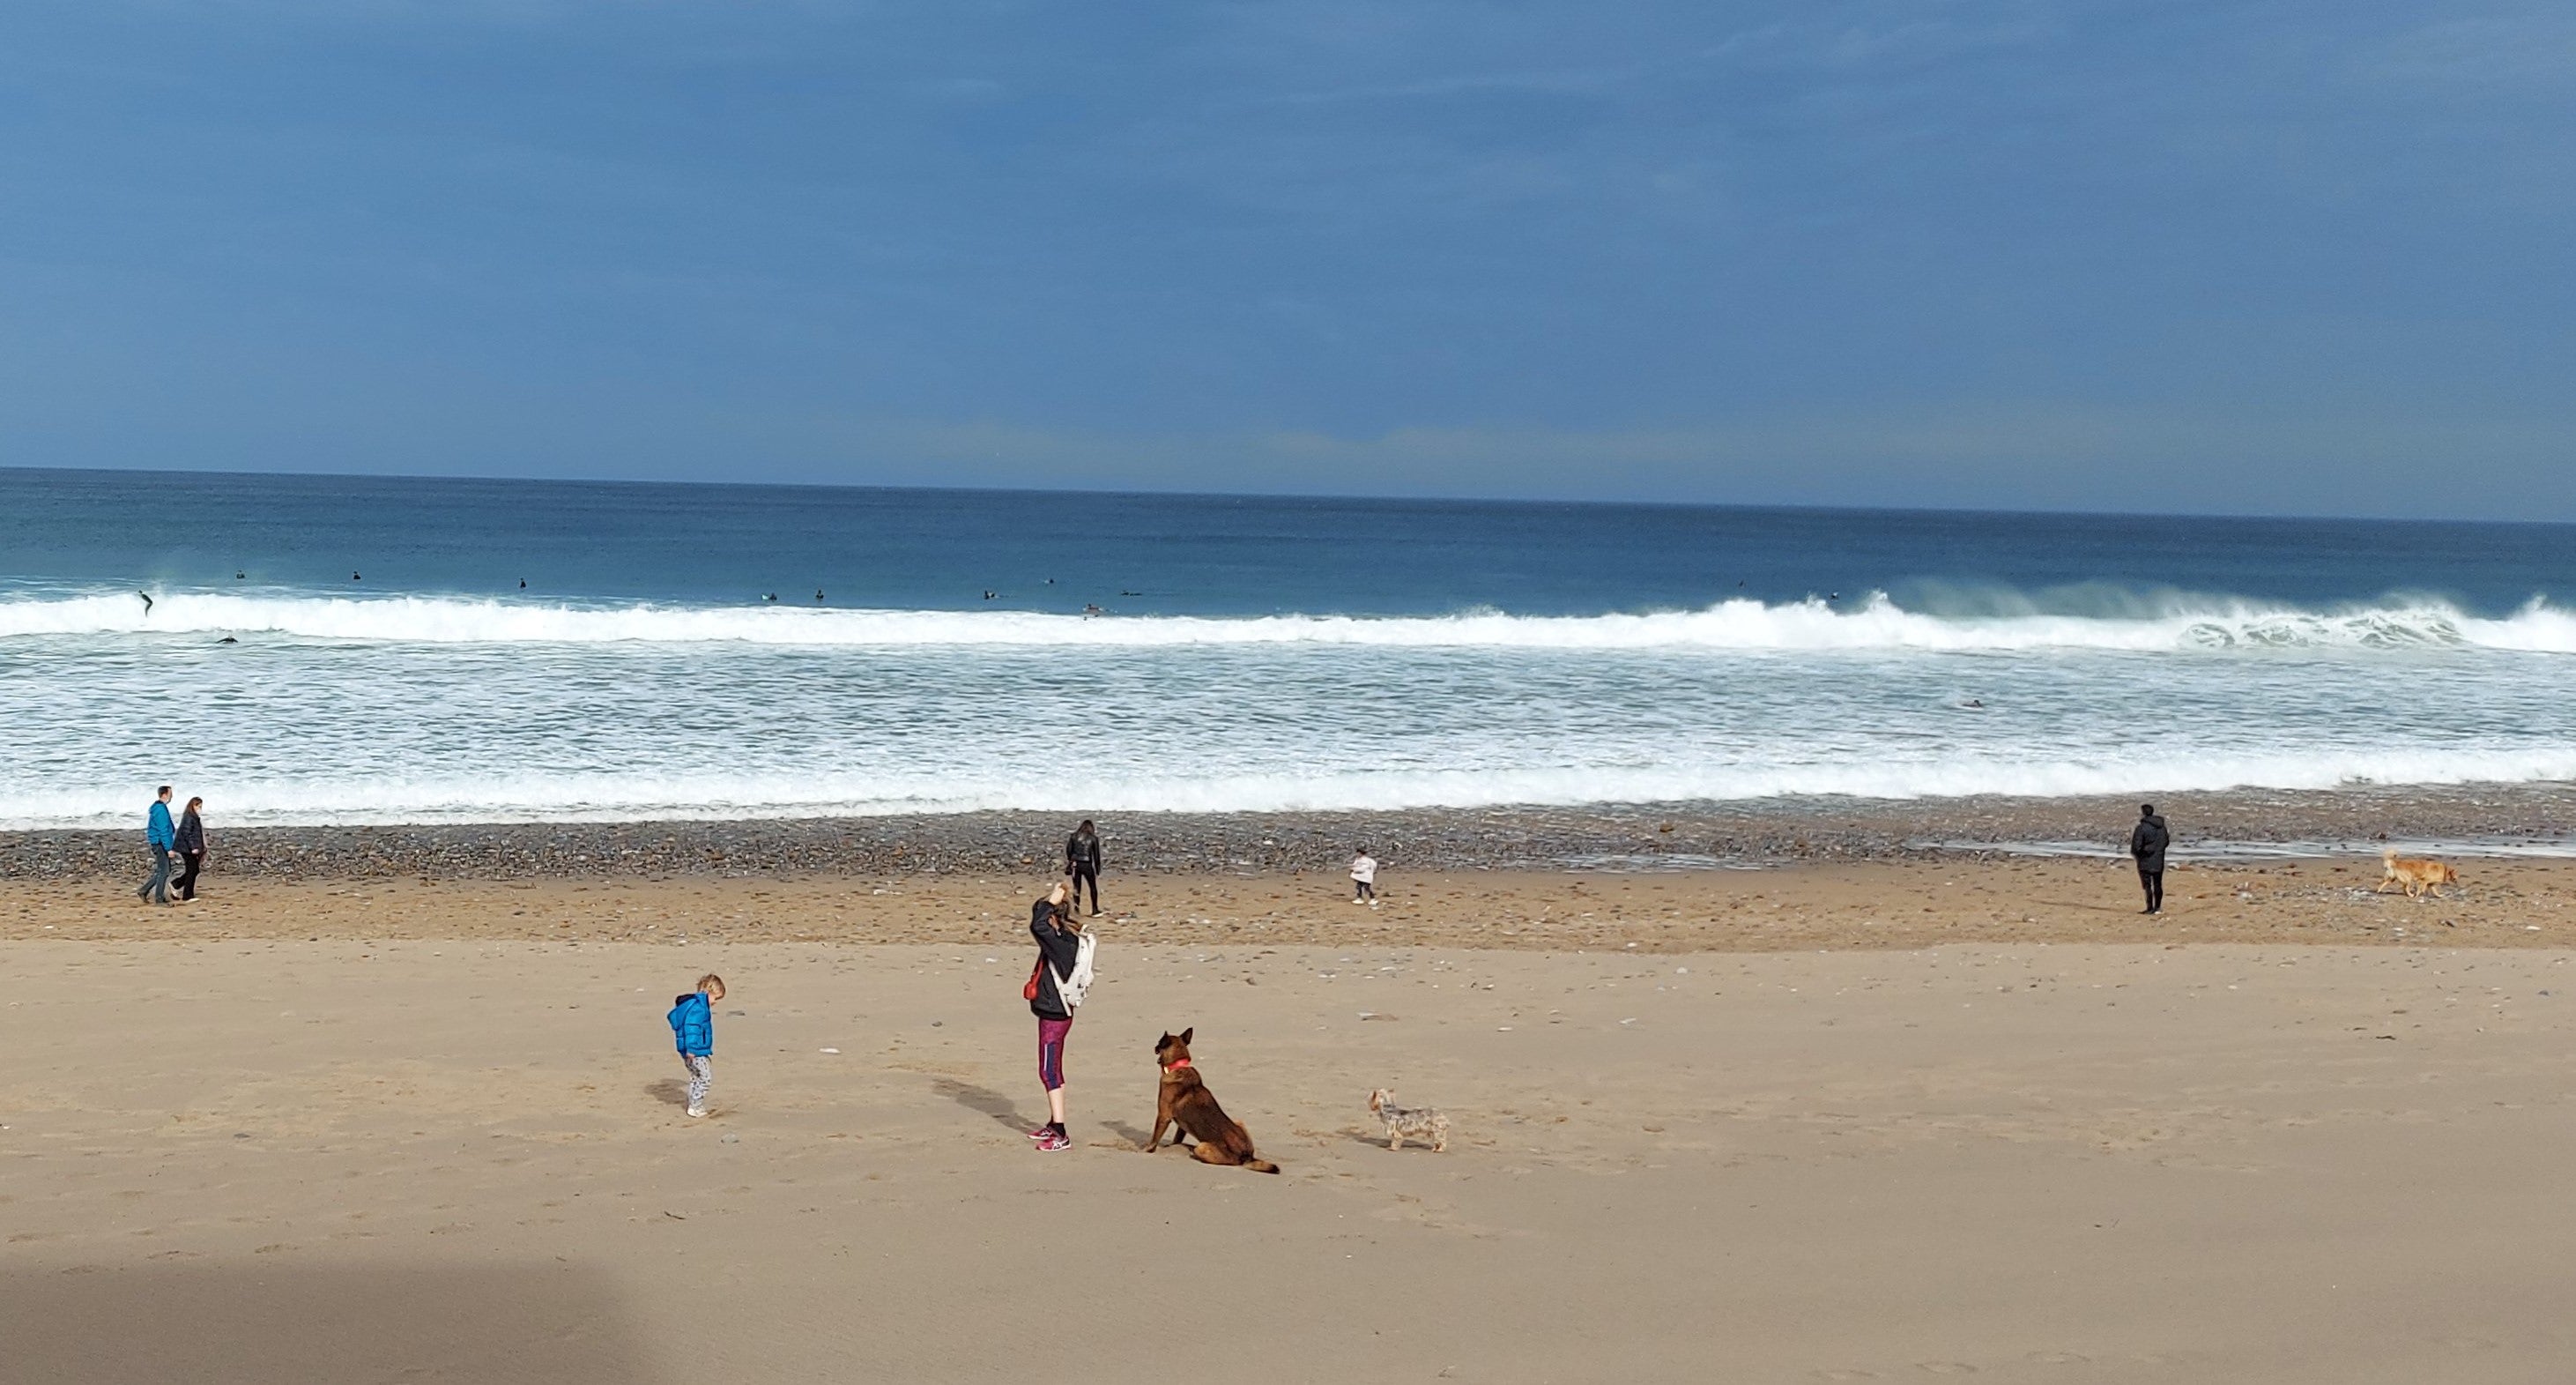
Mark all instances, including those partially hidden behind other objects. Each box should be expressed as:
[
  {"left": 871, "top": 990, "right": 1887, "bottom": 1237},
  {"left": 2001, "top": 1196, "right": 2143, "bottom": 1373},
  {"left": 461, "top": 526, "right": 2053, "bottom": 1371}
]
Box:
[{"left": 667, "top": 973, "right": 725, "bottom": 1118}]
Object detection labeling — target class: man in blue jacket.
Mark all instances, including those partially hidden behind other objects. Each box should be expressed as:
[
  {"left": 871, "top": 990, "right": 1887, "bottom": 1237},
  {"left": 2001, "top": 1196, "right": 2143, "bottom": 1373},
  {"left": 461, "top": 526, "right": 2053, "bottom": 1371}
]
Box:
[{"left": 137, "top": 786, "right": 176, "bottom": 906}]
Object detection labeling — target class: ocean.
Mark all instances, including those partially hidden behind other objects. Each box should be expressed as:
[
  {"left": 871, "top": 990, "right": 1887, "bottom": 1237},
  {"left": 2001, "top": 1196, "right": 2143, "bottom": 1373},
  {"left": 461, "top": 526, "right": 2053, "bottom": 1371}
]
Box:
[{"left": 4, "top": 465, "right": 2572, "bottom": 830}]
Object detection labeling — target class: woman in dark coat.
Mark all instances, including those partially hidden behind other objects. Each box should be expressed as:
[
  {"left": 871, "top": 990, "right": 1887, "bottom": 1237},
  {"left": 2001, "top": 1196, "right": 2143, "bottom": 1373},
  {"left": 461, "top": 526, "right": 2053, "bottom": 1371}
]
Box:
[{"left": 173, "top": 797, "right": 208, "bottom": 903}]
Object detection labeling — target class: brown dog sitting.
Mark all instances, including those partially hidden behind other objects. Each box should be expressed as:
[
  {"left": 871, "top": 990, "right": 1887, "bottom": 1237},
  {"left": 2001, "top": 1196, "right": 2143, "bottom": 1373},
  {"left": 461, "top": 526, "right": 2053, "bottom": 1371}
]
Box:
[{"left": 1144, "top": 1028, "right": 1280, "bottom": 1173}]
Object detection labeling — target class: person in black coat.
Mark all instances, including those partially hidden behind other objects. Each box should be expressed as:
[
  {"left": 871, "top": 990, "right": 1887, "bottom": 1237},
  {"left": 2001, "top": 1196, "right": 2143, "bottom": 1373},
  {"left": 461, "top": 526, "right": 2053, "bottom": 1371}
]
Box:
[
  {"left": 172, "top": 797, "right": 208, "bottom": 903},
  {"left": 1064, "top": 819, "right": 1103, "bottom": 917},
  {"left": 2129, "top": 803, "right": 2170, "bottom": 915}
]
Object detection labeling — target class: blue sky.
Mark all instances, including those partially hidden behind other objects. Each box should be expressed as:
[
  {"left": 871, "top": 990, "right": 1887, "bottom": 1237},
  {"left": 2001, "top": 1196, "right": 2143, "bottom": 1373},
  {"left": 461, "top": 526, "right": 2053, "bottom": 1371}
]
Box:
[{"left": 2, "top": 2, "right": 2570, "bottom": 517}]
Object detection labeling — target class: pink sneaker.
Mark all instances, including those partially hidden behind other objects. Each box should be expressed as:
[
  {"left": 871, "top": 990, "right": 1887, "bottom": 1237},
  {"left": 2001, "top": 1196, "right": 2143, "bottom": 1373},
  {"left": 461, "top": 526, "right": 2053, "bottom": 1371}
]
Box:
[
  {"left": 1028, "top": 1124, "right": 1053, "bottom": 1141},
  {"left": 1035, "top": 1129, "right": 1072, "bottom": 1152}
]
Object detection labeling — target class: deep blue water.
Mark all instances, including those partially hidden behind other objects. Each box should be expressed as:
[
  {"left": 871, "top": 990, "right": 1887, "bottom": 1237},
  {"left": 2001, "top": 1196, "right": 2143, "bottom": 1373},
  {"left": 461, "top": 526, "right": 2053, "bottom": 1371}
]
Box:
[{"left": 4, "top": 466, "right": 2570, "bottom": 616}]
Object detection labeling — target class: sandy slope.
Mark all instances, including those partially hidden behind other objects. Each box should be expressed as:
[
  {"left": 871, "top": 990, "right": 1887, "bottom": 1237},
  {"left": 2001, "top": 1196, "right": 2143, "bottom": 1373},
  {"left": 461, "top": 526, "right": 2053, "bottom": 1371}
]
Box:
[{"left": 7, "top": 922, "right": 2576, "bottom": 1382}]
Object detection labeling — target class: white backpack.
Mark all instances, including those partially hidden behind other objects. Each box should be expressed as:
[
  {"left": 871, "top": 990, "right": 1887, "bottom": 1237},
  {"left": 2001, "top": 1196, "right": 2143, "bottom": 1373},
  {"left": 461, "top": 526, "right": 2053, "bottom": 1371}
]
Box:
[{"left": 1050, "top": 927, "right": 1099, "bottom": 1009}]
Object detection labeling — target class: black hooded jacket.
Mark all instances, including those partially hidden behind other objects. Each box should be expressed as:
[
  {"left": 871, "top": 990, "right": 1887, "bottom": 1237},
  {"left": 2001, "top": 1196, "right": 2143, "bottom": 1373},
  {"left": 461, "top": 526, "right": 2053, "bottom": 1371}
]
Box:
[
  {"left": 1028, "top": 897, "right": 1080, "bottom": 1020},
  {"left": 2129, "top": 814, "right": 2170, "bottom": 870}
]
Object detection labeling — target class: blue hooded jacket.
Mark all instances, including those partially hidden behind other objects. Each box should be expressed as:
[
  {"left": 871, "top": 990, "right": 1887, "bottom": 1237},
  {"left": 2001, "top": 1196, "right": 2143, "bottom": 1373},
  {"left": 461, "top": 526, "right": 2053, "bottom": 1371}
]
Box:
[
  {"left": 668, "top": 992, "right": 713, "bottom": 1057},
  {"left": 146, "top": 800, "right": 175, "bottom": 850}
]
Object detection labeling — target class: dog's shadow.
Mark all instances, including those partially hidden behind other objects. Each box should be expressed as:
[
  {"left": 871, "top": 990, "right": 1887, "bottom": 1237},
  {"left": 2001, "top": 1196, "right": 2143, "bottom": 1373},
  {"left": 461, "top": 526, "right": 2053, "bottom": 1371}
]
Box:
[
  {"left": 1102, "top": 1119, "right": 1152, "bottom": 1147},
  {"left": 643, "top": 1078, "right": 689, "bottom": 1108},
  {"left": 931, "top": 1076, "right": 1033, "bottom": 1133}
]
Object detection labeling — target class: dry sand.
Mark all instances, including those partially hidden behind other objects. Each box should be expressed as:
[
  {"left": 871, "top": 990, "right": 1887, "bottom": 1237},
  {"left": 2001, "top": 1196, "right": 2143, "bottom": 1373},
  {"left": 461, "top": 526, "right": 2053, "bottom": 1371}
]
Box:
[{"left": 8, "top": 860, "right": 2576, "bottom": 1382}]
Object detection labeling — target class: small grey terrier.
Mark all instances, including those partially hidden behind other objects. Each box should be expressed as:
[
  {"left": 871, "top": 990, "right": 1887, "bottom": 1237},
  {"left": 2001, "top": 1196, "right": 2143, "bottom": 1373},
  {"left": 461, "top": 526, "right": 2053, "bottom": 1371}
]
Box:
[{"left": 1367, "top": 1088, "right": 1450, "bottom": 1153}]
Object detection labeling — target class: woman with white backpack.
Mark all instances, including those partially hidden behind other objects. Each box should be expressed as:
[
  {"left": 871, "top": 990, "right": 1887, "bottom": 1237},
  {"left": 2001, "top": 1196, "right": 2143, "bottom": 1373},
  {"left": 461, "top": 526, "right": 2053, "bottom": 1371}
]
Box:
[{"left": 1023, "top": 882, "right": 1095, "bottom": 1153}]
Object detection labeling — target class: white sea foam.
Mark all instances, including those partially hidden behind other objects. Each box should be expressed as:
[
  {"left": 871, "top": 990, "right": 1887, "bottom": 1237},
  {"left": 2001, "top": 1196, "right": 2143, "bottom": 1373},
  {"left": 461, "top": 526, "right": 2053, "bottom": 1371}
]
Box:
[
  {"left": 5, "top": 590, "right": 2573, "bottom": 653},
  {"left": 11, "top": 746, "right": 2576, "bottom": 830},
  {"left": 8, "top": 584, "right": 2571, "bottom": 830}
]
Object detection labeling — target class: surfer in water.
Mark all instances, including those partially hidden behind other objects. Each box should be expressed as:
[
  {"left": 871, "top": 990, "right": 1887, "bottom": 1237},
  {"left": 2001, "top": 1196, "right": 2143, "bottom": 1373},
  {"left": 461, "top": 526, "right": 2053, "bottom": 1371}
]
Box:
[{"left": 137, "top": 592, "right": 153, "bottom": 615}]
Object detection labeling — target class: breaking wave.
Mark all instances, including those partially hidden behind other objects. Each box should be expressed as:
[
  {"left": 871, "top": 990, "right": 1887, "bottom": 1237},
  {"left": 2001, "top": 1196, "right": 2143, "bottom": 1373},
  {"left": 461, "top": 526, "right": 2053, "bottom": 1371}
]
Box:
[{"left": 4, "top": 590, "right": 2572, "bottom": 653}]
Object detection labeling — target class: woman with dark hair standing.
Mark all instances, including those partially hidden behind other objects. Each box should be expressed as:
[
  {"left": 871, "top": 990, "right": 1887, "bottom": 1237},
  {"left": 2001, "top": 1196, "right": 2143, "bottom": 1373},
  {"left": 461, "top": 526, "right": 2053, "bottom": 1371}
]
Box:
[
  {"left": 172, "top": 797, "right": 208, "bottom": 903},
  {"left": 1064, "top": 820, "right": 1103, "bottom": 916},
  {"left": 1026, "top": 882, "right": 1080, "bottom": 1151}
]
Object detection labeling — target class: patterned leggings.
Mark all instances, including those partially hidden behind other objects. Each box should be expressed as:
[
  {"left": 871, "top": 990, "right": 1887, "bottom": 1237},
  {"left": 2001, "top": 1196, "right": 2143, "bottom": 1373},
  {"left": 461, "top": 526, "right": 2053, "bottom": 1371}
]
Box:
[
  {"left": 1037, "top": 1017, "right": 1072, "bottom": 1091},
  {"left": 683, "top": 1054, "right": 712, "bottom": 1109}
]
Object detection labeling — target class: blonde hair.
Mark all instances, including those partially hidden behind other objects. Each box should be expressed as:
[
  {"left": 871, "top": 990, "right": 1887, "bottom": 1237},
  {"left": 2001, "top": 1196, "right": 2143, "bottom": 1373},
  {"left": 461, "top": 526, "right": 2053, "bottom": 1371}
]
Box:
[{"left": 696, "top": 973, "right": 724, "bottom": 994}]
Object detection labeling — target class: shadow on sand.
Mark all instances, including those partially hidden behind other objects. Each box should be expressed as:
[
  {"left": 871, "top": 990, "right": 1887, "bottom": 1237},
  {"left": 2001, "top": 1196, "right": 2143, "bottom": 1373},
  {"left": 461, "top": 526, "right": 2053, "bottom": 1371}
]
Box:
[
  {"left": 930, "top": 1075, "right": 1033, "bottom": 1133},
  {"left": 1, "top": 1261, "right": 658, "bottom": 1385},
  {"left": 642, "top": 1076, "right": 690, "bottom": 1107}
]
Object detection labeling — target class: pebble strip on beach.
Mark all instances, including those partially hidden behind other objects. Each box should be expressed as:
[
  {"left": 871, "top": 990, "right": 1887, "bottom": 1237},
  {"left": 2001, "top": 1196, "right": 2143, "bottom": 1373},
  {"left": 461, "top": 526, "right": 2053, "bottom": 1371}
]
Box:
[{"left": 7, "top": 785, "right": 2574, "bottom": 883}]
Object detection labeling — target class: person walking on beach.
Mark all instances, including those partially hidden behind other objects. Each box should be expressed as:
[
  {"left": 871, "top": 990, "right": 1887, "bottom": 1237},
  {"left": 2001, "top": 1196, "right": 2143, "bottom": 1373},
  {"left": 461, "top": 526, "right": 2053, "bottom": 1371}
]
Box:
[
  {"left": 137, "top": 786, "right": 177, "bottom": 906},
  {"left": 1350, "top": 848, "right": 1378, "bottom": 905},
  {"left": 1065, "top": 820, "right": 1103, "bottom": 916},
  {"left": 172, "top": 796, "right": 207, "bottom": 903},
  {"left": 2130, "top": 804, "right": 2170, "bottom": 915},
  {"left": 1028, "top": 883, "right": 1081, "bottom": 1151},
  {"left": 668, "top": 973, "right": 724, "bottom": 1119}
]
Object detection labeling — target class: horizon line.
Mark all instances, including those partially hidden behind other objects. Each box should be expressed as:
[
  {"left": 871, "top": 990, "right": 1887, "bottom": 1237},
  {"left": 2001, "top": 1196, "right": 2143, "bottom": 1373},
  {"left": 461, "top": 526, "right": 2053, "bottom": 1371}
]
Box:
[{"left": 7, "top": 461, "right": 2572, "bottom": 532}]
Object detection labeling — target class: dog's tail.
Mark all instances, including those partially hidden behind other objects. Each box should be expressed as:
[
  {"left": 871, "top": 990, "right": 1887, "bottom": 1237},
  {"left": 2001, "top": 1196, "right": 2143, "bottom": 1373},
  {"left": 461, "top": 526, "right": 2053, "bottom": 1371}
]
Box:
[{"left": 1244, "top": 1157, "right": 1281, "bottom": 1174}]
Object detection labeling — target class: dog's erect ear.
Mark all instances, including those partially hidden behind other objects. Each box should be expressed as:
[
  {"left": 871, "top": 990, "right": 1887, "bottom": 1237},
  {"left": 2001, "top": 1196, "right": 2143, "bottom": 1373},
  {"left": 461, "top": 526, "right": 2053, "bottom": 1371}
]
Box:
[
  {"left": 1179, "top": 1027, "right": 1193, "bottom": 1046},
  {"left": 1155, "top": 1031, "right": 1172, "bottom": 1048}
]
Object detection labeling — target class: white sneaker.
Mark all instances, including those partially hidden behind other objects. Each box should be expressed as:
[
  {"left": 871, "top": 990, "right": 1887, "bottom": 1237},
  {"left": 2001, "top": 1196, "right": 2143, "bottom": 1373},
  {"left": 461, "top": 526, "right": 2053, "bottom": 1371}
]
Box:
[{"left": 686, "top": 1106, "right": 707, "bottom": 1119}]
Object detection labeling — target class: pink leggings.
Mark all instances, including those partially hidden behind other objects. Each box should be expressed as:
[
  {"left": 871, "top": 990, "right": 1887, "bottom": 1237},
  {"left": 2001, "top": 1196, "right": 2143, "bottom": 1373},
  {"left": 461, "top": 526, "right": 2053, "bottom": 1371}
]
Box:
[{"left": 1037, "top": 1017, "right": 1072, "bottom": 1091}]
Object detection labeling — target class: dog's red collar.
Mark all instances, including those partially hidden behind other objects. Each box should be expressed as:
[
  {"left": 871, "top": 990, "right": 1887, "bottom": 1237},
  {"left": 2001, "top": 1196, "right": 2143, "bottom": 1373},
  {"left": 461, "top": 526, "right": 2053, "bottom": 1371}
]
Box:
[{"left": 1162, "top": 1058, "right": 1192, "bottom": 1071}]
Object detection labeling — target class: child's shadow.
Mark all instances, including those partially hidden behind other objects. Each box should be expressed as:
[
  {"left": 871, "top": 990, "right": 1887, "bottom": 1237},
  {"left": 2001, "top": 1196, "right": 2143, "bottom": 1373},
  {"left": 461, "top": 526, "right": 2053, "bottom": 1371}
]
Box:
[{"left": 643, "top": 1078, "right": 689, "bottom": 1108}]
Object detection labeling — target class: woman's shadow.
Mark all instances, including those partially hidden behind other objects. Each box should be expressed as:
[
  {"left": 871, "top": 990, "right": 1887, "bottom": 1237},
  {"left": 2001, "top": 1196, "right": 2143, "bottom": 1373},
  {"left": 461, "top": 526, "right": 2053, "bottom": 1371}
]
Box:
[
  {"left": 930, "top": 1076, "right": 1148, "bottom": 1146},
  {"left": 931, "top": 1076, "right": 1033, "bottom": 1133}
]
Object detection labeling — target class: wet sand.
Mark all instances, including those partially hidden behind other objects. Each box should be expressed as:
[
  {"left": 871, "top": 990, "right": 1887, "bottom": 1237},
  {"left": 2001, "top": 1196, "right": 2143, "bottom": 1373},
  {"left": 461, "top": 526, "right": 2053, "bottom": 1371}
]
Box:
[{"left": 11, "top": 783, "right": 2576, "bottom": 882}]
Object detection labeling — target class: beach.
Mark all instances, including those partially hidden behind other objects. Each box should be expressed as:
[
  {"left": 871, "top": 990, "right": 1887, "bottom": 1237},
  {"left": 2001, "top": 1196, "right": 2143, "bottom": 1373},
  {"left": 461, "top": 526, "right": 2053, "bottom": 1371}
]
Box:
[{"left": 11, "top": 825, "right": 2576, "bottom": 1382}]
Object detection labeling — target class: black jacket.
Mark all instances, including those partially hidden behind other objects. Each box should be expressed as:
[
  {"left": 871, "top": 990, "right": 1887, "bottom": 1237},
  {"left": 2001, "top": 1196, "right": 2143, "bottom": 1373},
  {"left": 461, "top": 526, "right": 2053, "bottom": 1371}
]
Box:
[
  {"left": 173, "top": 808, "right": 204, "bottom": 854},
  {"left": 2129, "top": 815, "right": 2170, "bottom": 870},
  {"left": 1028, "top": 898, "right": 1080, "bottom": 1020},
  {"left": 1065, "top": 830, "right": 1102, "bottom": 873}
]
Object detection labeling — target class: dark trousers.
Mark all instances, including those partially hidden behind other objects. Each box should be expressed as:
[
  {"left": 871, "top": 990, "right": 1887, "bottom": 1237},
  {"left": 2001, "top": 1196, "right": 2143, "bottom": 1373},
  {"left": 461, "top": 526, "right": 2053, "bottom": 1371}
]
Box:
[
  {"left": 1070, "top": 864, "right": 1100, "bottom": 913},
  {"left": 2138, "top": 861, "right": 2164, "bottom": 913},
  {"left": 176, "top": 851, "right": 204, "bottom": 900}
]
